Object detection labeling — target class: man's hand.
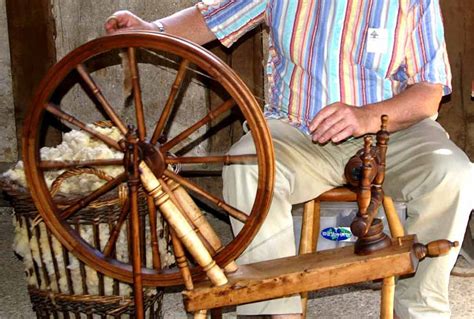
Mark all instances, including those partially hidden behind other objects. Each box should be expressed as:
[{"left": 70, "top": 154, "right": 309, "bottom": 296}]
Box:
[
  {"left": 104, "top": 10, "right": 158, "bottom": 34},
  {"left": 309, "top": 102, "right": 374, "bottom": 144}
]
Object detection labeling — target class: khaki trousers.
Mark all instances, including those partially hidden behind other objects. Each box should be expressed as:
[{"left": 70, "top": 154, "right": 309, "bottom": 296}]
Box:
[{"left": 222, "top": 118, "right": 473, "bottom": 318}]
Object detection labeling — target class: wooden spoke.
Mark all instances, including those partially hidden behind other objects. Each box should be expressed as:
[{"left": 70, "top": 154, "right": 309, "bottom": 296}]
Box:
[
  {"left": 103, "top": 198, "right": 130, "bottom": 258},
  {"left": 150, "top": 59, "right": 190, "bottom": 144},
  {"left": 128, "top": 47, "right": 146, "bottom": 140},
  {"left": 161, "top": 99, "right": 235, "bottom": 152},
  {"left": 147, "top": 195, "right": 162, "bottom": 270},
  {"left": 163, "top": 170, "right": 248, "bottom": 223},
  {"left": 39, "top": 159, "right": 123, "bottom": 170},
  {"left": 76, "top": 64, "right": 128, "bottom": 134},
  {"left": 59, "top": 172, "right": 128, "bottom": 220},
  {"left": 179, "top": 170, "right": 222, "bottom": 177},
  {"left": 45, "top": 104, "right": 122, "bottom": 151},
  {"left": 166, "top": 154, "right": 257, "bottom": 165}
]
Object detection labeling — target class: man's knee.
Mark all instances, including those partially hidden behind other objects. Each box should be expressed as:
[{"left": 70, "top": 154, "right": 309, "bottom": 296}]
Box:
[{"left": 402, "top": 147, "right": 472, "bottom": 198}]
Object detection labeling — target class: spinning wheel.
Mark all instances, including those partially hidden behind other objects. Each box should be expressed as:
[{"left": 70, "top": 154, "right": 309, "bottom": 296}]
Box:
[
  {"left": 23, "top": 31, "right": 458, "bottom": 319},
  {"left": 22, "top": 31, "right": 274, "bottom": 288}
]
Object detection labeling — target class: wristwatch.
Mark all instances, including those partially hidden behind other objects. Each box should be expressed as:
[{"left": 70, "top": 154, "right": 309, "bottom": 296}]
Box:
[{"left": 152, "top": 20, "right": 165, "bottom": 33}]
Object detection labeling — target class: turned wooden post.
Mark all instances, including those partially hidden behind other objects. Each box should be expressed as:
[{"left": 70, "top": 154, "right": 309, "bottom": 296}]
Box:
[
  {"left": 347, "top": 116, "right": 392, "bottom": 255},
  {"left": 125, "top": 129, "right": 145, "bottom": 319},
  {"left": 139, "top": 162, "right": 228, "bottom": 287},
  {"left": 166, "top": 178, "right": 238, "bottom": 273}
]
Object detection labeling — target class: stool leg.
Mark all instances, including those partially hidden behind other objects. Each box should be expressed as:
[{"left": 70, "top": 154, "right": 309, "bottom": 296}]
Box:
[
  {"left": 299, "top": 200, "right": 321, "bottom": 318},
  {"left": 380, "top": 196, "right": 404, "bottom": 319}
]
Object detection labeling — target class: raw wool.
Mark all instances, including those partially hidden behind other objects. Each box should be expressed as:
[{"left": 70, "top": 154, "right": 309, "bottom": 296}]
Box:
[
  {"left": 66, "top": 254, "right": 84, "bottom": 295},
  {"left": 12, "top": 216, "right": 38, "bottom": 287},
  {"left": 7, "top": 124, "right": 173, "bottom": 317},
  {"left": 28, "top": 225, "right": 48, "bottom": 290},
  {"left": 37, "top": 222, "right": 62, "bottom": 292},
  {"left": 13, "top": 215, "right": 169, "bottom": 318},
  {"left": 12, "top": 217, "right": 173, "bottom": 296},
  {"left": 2, "top": 123, "right": 124, "bottom": 194}
]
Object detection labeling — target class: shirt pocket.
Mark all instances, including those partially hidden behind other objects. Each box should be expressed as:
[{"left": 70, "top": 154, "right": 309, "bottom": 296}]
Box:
[{"left": 356, "top": 26, "right": 401, "bottom": 78}]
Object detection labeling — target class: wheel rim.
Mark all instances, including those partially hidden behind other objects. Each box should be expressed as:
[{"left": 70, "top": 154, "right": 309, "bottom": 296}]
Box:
[{"left": 23, "top": 31, "right": 274, "bottom": 287}]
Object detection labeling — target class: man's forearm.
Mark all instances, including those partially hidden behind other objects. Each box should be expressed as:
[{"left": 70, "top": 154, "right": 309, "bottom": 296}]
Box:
[
  {"left": 362, "top": 82, "right": 443, "bottom": 133},
  {"left": 309, "top": 82, "right": 444, "bottom": 143},
  {"left": 156, "top": 6, "right": 216, "bottom": 45}
]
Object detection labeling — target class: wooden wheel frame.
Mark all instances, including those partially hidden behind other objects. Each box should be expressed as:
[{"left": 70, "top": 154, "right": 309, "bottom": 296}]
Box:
[{"left": 23, "top": 31, "right": 275, "bottom": 287}]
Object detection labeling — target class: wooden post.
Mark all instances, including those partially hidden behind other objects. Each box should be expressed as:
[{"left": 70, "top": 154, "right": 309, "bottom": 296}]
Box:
[
  {"left": 139, "top": 162, "right": 228, "bottom": 287},
  {"left": 5, "top": 0, "right": 58, "bottom": 155},
  {"left": 167, "top": 178, "right": 238, "bottom": 273},
  {"left": 127, "top": 135, "right": 145, "bottom": 319},
  {"left": 438, "top": 1, "right": 474, "bottom": 159},
  {"left": 383, "top": 196, "right": 405, "bottom": 239},
  {"left": 380, "top": 196, "right": 404, "bottom": 318}
]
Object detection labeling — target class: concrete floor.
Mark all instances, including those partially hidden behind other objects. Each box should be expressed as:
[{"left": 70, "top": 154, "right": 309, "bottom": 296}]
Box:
[{"left": 0, "top": 207, "right": 473, "bottom": 319}]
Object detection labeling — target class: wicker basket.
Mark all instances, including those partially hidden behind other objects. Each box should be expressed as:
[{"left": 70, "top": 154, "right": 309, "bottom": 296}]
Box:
[{"left": 1, "top": 167, "right": 173, "bottom": 319}]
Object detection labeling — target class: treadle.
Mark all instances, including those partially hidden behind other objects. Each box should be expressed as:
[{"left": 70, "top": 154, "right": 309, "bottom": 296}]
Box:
[{"left": 183, "top": 235, "right": 419, "bottom": 312}]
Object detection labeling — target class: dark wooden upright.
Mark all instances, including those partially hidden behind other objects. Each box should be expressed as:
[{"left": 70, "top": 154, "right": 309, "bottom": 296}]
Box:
[{"left": 6, "top": 0, "right": 58, "bottom": 154}]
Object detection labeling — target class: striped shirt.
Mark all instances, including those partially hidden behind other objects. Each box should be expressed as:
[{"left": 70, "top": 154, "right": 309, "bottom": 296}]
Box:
[{"left": 198, "top": 0, "right": 452, "bottom": 134}]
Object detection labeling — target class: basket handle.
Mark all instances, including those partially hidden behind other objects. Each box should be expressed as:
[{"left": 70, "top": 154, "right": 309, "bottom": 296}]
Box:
[
  {"left": 50, "top": 167, "right": 114, "bottom": 197},
  {"left": 32, "top": 167, "right": 127, "bottom": 227}
]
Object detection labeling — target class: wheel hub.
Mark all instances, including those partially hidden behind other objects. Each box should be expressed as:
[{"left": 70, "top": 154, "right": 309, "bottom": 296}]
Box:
[{"left": 138, "top": 141, "right": 166, "bottom": 178}]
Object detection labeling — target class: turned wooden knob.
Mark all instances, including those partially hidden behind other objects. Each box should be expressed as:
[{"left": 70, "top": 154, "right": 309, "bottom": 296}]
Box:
[
  {"left": 351, "top": 216, "right": 370, "bottom": 237},
  {"left": 413, "top": 240, "right": 459, "bottom": 260}
]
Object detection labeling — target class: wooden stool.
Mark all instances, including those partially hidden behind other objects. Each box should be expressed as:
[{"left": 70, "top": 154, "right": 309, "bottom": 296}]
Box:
[{"left": 299, "top": 187, "right": 405, "bottom": 318}]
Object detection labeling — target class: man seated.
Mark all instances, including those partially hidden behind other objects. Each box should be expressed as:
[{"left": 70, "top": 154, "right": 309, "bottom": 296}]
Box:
[{"left": 105, "top": 1, "right": 473, "bottom": 318}]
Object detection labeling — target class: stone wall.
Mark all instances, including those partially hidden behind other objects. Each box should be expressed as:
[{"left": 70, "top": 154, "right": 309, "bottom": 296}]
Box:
[
  {"left": 53, "top": 0, "right": 197, "bottom": 60},
  {"left": 51, "top": 0, "right": 208, "bottom": 152},
  {"left": 0, "top": 0, "right": 17, "bottom": 163}
]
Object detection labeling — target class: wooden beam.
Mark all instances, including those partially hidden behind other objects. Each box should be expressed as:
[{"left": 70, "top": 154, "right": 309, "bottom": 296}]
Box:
[
  {"left": 6, "top": 0, "right": 57, "bottom": 156},
  {"left": 438, "top": 2, "right": 474, "bottom": 160},
  {"left": 183, "top": 235, "right": 419, "bottom": 312}
]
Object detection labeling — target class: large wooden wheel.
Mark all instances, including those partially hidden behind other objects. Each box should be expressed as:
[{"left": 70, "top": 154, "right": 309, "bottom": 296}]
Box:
[{"left": 22, "top": 31, "right": 274, "bottom": 287}]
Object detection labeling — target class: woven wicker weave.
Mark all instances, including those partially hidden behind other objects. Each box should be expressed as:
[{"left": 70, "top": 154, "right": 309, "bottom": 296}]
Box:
[{"left": 1, "top": 170, "right": 168, "bottom": 319}]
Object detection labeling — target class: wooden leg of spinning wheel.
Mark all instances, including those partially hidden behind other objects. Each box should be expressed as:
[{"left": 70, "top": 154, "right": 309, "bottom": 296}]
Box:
[
  {"left": 194, "top": 310, "right": 208, "bottom": 319},
  {"left": 381, "top": 276, "right": 395, "bottom": 319},
  {"left": 167, "top": 179, "right": 238, "bottom": 273},
  {"left": 130, "top": 144, "right": 145, "bottom": 319},
  {"left": 139, "top": 162, "right": 228, "bottom": 286},
  {"left": 383, "top": 196, "right": 405, "bottom": 238},
  {"left": 380, "top": 196, "right": 403, "bottom": 319},
  {"left": 299, "top": 200, "right": 321, "bottom": 318},
  {"left": 170, "top": 228, "right": 194, "bottom": 290}
]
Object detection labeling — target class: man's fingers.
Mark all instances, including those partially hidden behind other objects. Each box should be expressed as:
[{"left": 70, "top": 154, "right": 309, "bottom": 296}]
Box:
[
  {"left": 330, "top": 126, "right": 353, "bottom": 143},
  {"left": 105, "top": 15, "right": 120, "bottom": 33},
  {"left": 309, "top": 104, "right": 339, "bottom": 132},
  {"left": 312, "top": 119, "right": 349, "bottom": 143},
  {"left": 104, "top": 11, "right": 138, "bottom": 34},
  {"left": 105, "top": 13, "right": 127, "bottom": 33},
  {"left": 311, "top": 111, "right": 344, "bottom": 142}
]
